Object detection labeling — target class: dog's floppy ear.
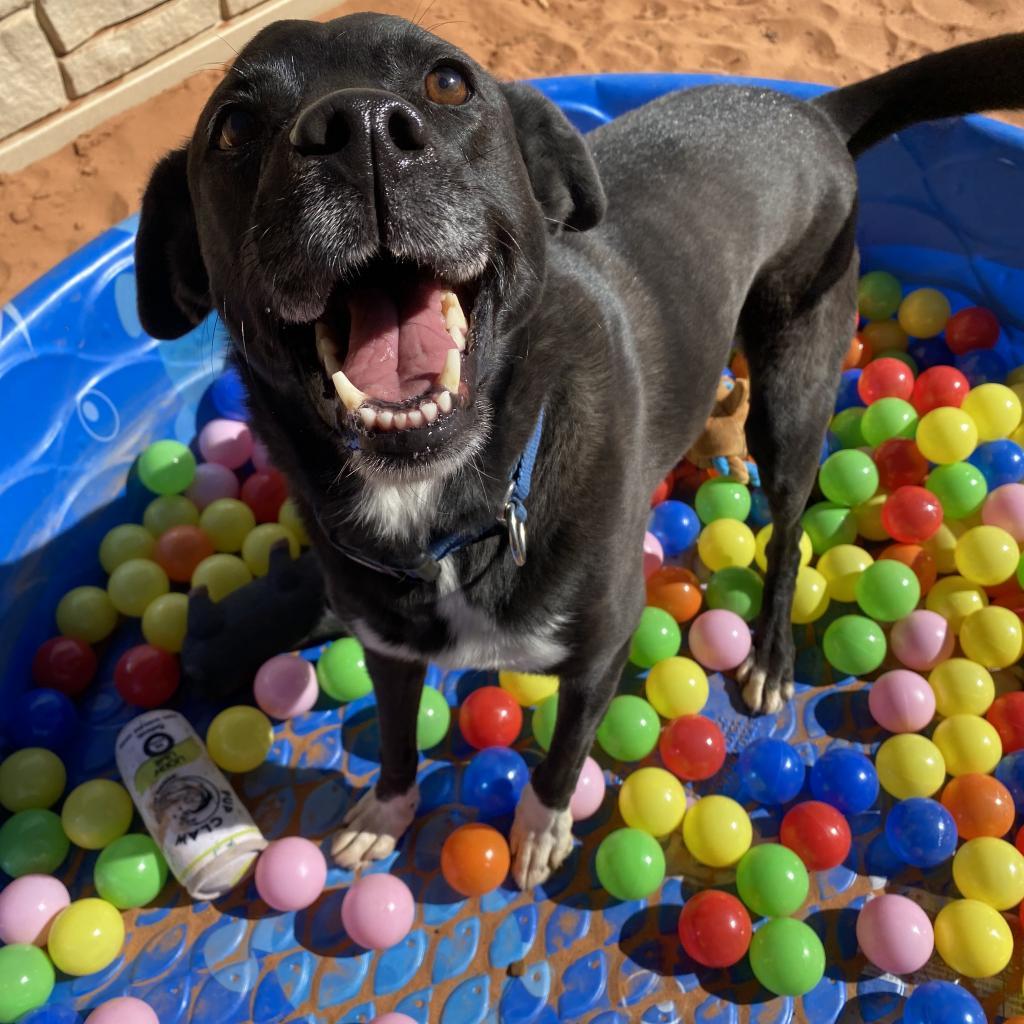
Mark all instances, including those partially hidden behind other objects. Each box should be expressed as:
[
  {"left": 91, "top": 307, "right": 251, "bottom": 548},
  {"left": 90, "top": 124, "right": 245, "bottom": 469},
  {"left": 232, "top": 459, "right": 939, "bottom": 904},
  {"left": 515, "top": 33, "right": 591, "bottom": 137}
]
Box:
[
  {"left": 135, "top": 147, "right": 211, "bottom": 339},
  {"left": 500, "top": 82, "right": 606, "bottom": 233}
]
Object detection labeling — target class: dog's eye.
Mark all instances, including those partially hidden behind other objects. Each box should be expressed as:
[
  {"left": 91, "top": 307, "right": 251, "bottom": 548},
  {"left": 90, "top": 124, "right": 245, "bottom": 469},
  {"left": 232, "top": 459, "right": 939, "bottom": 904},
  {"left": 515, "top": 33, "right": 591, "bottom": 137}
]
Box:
[
  {"left": 425, "top": 65, "right": 470, "bottom": 106},
  {"left": 216, "top": 108, "right": 259, "bottom": 150}
]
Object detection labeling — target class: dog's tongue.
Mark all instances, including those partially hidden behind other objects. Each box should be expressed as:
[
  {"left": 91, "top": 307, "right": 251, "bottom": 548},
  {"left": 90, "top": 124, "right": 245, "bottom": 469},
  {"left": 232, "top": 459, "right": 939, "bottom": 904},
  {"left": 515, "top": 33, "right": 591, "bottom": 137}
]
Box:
[{"left": 342, "top": 280, "right": 455, "bottom": 404}]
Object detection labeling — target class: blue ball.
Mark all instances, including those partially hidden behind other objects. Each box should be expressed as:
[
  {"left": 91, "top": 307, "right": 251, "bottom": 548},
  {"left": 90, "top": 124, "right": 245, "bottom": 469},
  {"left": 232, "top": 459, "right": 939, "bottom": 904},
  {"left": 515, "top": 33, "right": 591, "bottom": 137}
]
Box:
[
  {"left": 648, "top": 500, "right": 700, "bottom": 557},
  {"left": 908, "top": 337, "right": 955, "bottom": 372},
  {"left": 835, "top": 369, "right": 864, "bottom": 412},
  {"left": 903, "top": 980, "right": 986, "bottom": 1024},
  {"left": 210, "top": 367, "right": 248, "bottom": 420},
  {"left": 994, "top": 750, "right": 1024, "bottom": 812},
  {"left": 809, "top": 747, "right": 879, "bottom": 815},
  {"left": 820, "top": 433, "right": 837, "bottom": 465},
  {"left": 884, "top": 797, "right": 958, "bottom": 868},
  {"left": 748, "top": 488, "right": 772, "bottom": 528},
  {"left": 969, "top": 439, "right": 1024, "bottom": 489},
  {"left": 956, "top": 348, "right": 1009, "bottom": 386},
  {"left": 737, "top": 738, "right": 806, "bottom": 805},
  {"left": 461, "top": 747, "right": 528, "bottom": 820},
  {"left": 7, "top": 687, "right": 78, "bottom": 751}
]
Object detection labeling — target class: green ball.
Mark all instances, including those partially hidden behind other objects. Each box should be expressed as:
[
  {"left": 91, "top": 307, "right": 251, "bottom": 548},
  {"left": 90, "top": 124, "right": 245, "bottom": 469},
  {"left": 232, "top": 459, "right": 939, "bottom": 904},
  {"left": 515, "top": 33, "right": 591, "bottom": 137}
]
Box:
[
  {"left": 748, "top": 917, "right": 825, "bottom": 996},
  {"left": 0, "top": 747, "right": 66, "bottom": 812},
  {"left": 830, "top": 408, "right": 866, "bottom": 450},
  {"left": 316, "top": 638, "right": 373, "bottom": 702},
  {"left": 137, "top": 439, "right": 197, "bottom": 496},
  {"left": 532, "top": 694, "right": 558, "bottom": 751},
  {"left": 595, "top": 827, "right": 666, "bottom": 901},
  {"left": 926, "top": 462, "right": 988, "bottom": 520},
  {"left": 801, "top": 501, "right": 858, "bottom": 555},
  {"left": 861, "top": 397, "right": 918, "bottom": 448},
  {"left": 855, "top": 559, "right": 921, "bottom": 622},
  {"left": 596, "top": 695, "right": 660, "bottom": 762},
  {"left": 706, "top": 566, "right": 764, "bottom": 622},
  {"left": 94, "top": 833, "right": 169, "bottom": 909},
  {"left": 736, "top": 843, "right": 810, "bottom": 918},
  {"left": 0, "top": 809, "right": 69, "bottom": 877},
  {"left": 884, "top": 350, "right": 918, "bottom": 373},
  {"left": 0, "top": 944, "right": 55, "bottom": 1024},
  {"left": 416, "top": 686, "right": 451, "bottom": 750},
  {"left": 818, "top": 449, "right": 879, "bottom": 507},
  {"left": 695, "top": 478, "right": 751, "bottom": 524},
  {"left": 858, "top": 271, "right": 903, "bottom": 322},
  {"left": 629, "top": 606, "right": 681, "bottom": 668},
  {"left": 822, "top": 615, "right": 887, "bottom": 677}
]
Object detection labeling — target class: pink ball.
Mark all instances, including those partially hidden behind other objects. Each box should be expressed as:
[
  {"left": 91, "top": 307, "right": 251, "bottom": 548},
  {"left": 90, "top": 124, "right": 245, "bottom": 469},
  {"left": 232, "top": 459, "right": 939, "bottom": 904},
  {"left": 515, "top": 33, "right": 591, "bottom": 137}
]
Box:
[
  {"left": 856, "top": 893, "right": 934, "bottom": 975},
  {"left": 0, "top": 874, "right": 69, "bottom": 946},
  {"left": 982, "top": 483, "right": 1024, "bottom": 542},
  {"left": 642, "top": 531, "right": 664, "bottom": 580},
  {"left": 85, "top": 998, "right": 160, "bottom": 1024},
  {"left": 186, "top": 461, "right": 240, "bottom": 509},
  {"left": 198, "top": 418, "right": 254, "bottom": 469},
  {"left": 254, "top": 655, "right": 319, "bottom": 720},
  {"left": 570, "top": 756, "right": 606, "bottom": 820},
  {"left": 251, "top": 438, "right": 274, "bottom": 472},
  {"left": 868, "top": 670, "right": 936, "bottom": 733},
  {"left": 341, "top": 873, "right": 415, "bottom": 950},
  {"left": 254, "top": 837, "right": 327, "bottom": 912},
  {"left": 371, "top": 1016, "right": 418, "bottom": 1024},
  {"left": 889, "top": 610, "right": 955, "bottom": 671},
  {"left": 686, "top": 609, "right": 751, "bottom": 672}
]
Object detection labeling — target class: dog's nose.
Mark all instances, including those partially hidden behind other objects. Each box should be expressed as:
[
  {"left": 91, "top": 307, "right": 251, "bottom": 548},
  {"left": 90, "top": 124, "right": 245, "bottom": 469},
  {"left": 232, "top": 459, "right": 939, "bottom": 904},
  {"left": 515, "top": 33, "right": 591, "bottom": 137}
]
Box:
[{"left": 289, "top": 88, "right": 429, "bottom": 160}]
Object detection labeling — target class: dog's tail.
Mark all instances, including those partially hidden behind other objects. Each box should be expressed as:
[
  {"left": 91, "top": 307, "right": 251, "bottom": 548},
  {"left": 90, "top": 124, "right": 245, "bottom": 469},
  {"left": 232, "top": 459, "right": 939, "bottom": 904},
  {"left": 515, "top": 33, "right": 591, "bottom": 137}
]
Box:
[{"left": 812, "top": 34, "right": 1024, "bottom": 157}]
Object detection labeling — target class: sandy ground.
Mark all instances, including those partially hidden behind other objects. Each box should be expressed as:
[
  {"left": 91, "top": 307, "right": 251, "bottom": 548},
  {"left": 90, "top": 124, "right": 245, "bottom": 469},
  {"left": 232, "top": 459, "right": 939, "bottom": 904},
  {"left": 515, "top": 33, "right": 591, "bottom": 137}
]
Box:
[{"left": 0, "top": 0, "right": 1020, "bottom": 304}]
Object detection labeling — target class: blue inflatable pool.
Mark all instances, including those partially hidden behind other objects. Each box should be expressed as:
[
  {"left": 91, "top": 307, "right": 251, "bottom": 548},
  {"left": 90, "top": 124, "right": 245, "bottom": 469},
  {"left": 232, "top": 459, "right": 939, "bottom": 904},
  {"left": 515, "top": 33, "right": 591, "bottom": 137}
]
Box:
[{"left": 2, "top": 72, "right": 1024, "bottom": 1023}]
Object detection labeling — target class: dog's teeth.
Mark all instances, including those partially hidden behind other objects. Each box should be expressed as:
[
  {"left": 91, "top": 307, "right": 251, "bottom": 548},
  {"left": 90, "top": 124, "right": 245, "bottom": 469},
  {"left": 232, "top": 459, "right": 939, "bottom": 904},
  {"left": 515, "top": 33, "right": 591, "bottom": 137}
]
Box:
[
  {"left": 376, "top": 409, "right": 394, "bottom": 431},
  {"left": 315, "top": 323, "right": 343, "bottom": 375},
  {"left": 441, "top": 291, "right": 469, "bottom": 351},
  {"left": 358, "top": 407, "right": 376, "bottom": 430},
  {"left": 332, "top": 370, "right": 367, "bottom": 412},
  {"left": 421, "top": 401, "right": 438, "bottom": 424},
  {"left": 408, "top": 409, "right": 425, "bottom": 429},
  {"left": 437, "top": 390, "right": 453, "bottom": 414},
  {"left": 439, "top": 349, "right": 461, "bottom": 393},
  {"left": 394, "top": 412, "right": 409, "bottom": 430},
  {"left": 449, "top": 325, "right": 466, "bottom": 351}
]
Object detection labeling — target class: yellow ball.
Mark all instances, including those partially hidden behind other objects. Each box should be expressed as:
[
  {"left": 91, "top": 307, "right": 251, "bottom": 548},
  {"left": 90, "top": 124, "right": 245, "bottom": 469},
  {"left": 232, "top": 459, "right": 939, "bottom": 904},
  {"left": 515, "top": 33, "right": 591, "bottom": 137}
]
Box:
[
  {"left": 645, "top": 657, "right": 709, "bottom": 718},
  {"left": 791, "top": 566, "right": 830, "bottom": 624},
  {"left": 56, "top": 585, "right": 118, "bottom": 644},
  {"left": 875, "top": 734, "right": 946, "bottom": 799},
  {"left": 962, "top": 383, "right": 1022, "bottom": 441},
  {"left": 817, "top": 544, "right": 873, "bottom": 603},
  {"left": 107, "top": 558, "right": 169, "bottom": 617},
  {"left": 697, "top": 520, "right": 755, "bottom": 571},
  {"left": 1012, "top": 423, "right": 1024, "bottom": 449},
  {"left": 0, "top": 748, "right": 66, "bottom": 812},
  {"left": 925, "top": 574, "right": 988, "bottom": 633},
  {"left": 928, "top": 659, "right": 995, "bottom": 717},
  {"left": 923, "top": 521, "right": 961, "bottom": 575},
  {"left": 141, "top": 592, "right": 189, "bottom": 653},
  {"left": 206, "top": 706, "right": 273, "bottom": 773},
  {"left": 861, "top": 319, "right": 909, "bottom": 353},
  {"left": 933, "top": 714, "right": 1002, "bottom": 776},
  {"left": 47, "top": 898, "right": 125, "bottom": 977},
  {"left": 61, "top": 779, "right": 133, "bottom": 850},
  {"left": 953, "top": 837, "right": 1024, "bottom": 910},
  {"left": 954, "top": 525, "right": 1019, "bottom": 586},
  {"left": 199, "top": 498, "right": 256, "bottom": 553},
  {"left": 99, "top": 524, "right": 155, "bottom": 574},
  {"left": 754, "top": 525, "right": 813, "bottom": 573},
  {"left": 1008, "top": 365, "right": 1024, "bottom": 387},
  {"left": 143, "top": 494, "right": 199, "bottom": 537},
  {"left": 897, "top": 287, "right": 951, "bottom": 338},
  {"left": 960, "top": 605, "right": 1024, "bottom": 669},
  {"left": 915, "top": 407, "right": 979, "bottom": 465},
  {"left": 278, "top": 497, "right": 310, "bottom": 546},
  {"left": 241, "top": 523, "right": 300, "bottom": 577},
  {"left": 934, "top": 898, "right": 1013, "bottom": 978},
  {"left": 681, "top": 795, "right": 752, "bottom": 868},
  {"left": 618, "top": 767, "right": 687, "bottom": 838},
  {"left": 499, "top": 671, "right": 559, "bottom": 707},
  {"left": 853, "top": 492, "right": 890, "bottom": 542},
  {"left": 191, "top": 554, "right": 253, "bottom": 603}
]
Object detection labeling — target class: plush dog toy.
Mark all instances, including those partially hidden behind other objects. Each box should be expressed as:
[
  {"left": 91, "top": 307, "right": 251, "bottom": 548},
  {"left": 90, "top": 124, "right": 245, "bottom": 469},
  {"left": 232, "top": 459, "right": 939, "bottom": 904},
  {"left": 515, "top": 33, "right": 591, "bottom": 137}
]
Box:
[{"left": 686, "top": 372, "right": 760, "bottom": 486}]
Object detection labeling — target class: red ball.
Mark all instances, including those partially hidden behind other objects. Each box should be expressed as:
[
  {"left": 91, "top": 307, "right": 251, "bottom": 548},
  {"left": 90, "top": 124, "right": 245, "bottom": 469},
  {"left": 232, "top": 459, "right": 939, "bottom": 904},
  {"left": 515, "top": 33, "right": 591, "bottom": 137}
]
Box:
[
  {"left": 945, "top": 306, "right": 1001, "bottom": 356},
  {"left": 31, "top": 636, "right": 97, "bottom": 697},
  {"left": 780, "top": 800, "right": 852, "bottom": 871},
  {"left": 154, "top": 525, "right": 215, "bottom": 583},
  {"left": 857, "top": 357, "right": 914, "bottom": 405},
  {"left": 1016, "top": 825, "right": 1024, "bottom": 858},
  {"left": 677, "top": 890, "right": 752, "bottom": 969},
  {"left": 458, "top": 686, "right": 523, "bottom": 749},
  {"left": 873, "top": 438, "right": 929, "bottom": 491},
  {"left": 658, "top": 715, "right": 726, "bottom": 781},
  {"left": 910, "top": 365, "right": 970, "bottom": 415},
  {"left": 987, "top": 692, "right": 1024, "bottom": 755},
  {"left": 114, "top": 644, "right": 180, "bottom": 708},
  {"left": 241, "top": 469, "right": 288, "bottom": 523},
  {"left": 881, "top": 486, "right": 944, "bottom": 544},
  {"left": 651, "top": 475, "right": 672, "bottom": 507}
]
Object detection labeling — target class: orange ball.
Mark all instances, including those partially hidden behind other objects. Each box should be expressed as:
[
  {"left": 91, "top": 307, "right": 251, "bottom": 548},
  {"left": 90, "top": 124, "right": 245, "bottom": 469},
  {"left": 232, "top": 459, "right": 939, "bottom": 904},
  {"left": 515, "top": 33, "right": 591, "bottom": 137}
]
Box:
[
  {"left": 941, "top": 773, "right": 1016, "bottom": 840},
  {"left": 645, "top": 566, "right": 703, "bottom": 623},
  {"left": 842, "top": 334, "right": 867, "bottom": 371},
  {"left": 440, "top": 823, "right": 511, "bottom": 897},
  {"left": 154, "top": 525, "right": 216, "bottom": 583},
  {"left": 730, "top": 352, "right": 749, "bottom": 379},
  {"left": 878, "top": 543, "right": 938, "bottom": 595}
]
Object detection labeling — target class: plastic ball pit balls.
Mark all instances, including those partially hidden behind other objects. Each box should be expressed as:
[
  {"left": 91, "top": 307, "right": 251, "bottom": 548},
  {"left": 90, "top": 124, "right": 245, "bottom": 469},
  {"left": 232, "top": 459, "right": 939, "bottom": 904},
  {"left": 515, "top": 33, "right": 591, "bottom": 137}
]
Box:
[
  {"left": 253, "top": 655, "right": 319, "bottom": 720},
  {"left": 857, "top": 357, "right": 914, "bottom": 405},
  {"left": 735, "top": 843, "right": 809, "bottom": 918},
  {"left": 686, "top": 609, "right": 751, "bottom": 672},
  {"left": 818, "top": 449, "right": 879, "bottom": 508},
  {"left": 461, "top": 747, "right": 529, "bottom": 820},
  {"left": 926, "top": 462, "right": 988, "bottom": 520},
  {"left": 141, "top": 592, "right": 188, "bottom": 653},
  {"left": 0, "top": 810, "right": 69, "bottom": 877},
  {"left": 199, "top": 498, "right": 257, "bottom": 552},
  {"left": 570, "top": 757, "right": 606, "bottom": 821},
  {"left": 911, "top": 364, "right": 970, "bottom": 415},
  {"left": 94, "top": 834, "right": 168, "bottom": 910},
  {"left": 801, "top": 501, "right": 858, "bottom": 554},
  {"left": 190, "top": 553, "right": 253, "bottom": 602},
  {"left": 780, "top": 801, "right": 852, "bottom": 871},
  {"left": 645, "top": 657, "right": 708, "bottom": 718},
  {"left": 831, "top": 407, "right": 866, "bottom": 448},
  {"left": 959, "top": 605, "right": 1024, "bottom": 668},
  {"left": 143, "top": 494, "right": 200, "bottom": 537},
  {"left": 241, "top": 523, "right": 300, "bottom": 577},
  {"left": 628, "top": 606, "right": 681, "bottom": 668},
  {"left": 873, "top": 438, "right": 928, "bottom": 491},
  {"left": 107, "top": 558, "right": 170, "bottom": 618},
  {"left": 945, "top": 306, "right": 1000, "bottom": 355},
  {"left": 889, "top": 610, "right": 953, "bottom": 671},
  {"left": 55, "top": 585, "right": 118, "bottom": 644},
  {"left": 970, "top": 438, "right": 1024, "bottom": 489},
  {"left": 498, "top": 670, "right": 558, "bottom": 707},
  {"left": 809, "top": 748, "right": 879, "bottom": 815},
  {"left": 822, "top": 615, "right": 886, "bottom": 677},
  {"left": 854, "top": 492, "right": 891, "bottom": 542},
  {"left": 954, "top": 524, "right": 1017, "bottom": 586},
  {"left": 277, "top": 497, "right": 310, "bottom": 546},
  {"left": 596, "top": 695, "right": 660, "bottom": 762},
  {"left": 790, "top": 566, "right": 830, "bottom": 624},
  {"left": 0, "top": 749, "right": 66, "bottom": 812},
  {"left": 137, "top": 439, "right": 196, "bottom": 495},
  {"left": 916, "top": 407, "right": 979, "bottom": 465},
  {"left": 31, "top": 636, "right": 97, "bottom": 697},
  {"left": 416, "top": 686, "right": 451, "bottom": 750},
  {"left": 881, "top": 543, "right": 939, "bottom": 595},
  {"left": 47, "top": 898, "right": 125, "bottom": 976},
  {"left": 747, "top": 918, "right": 825, "bottom": 998},
  {"left": 645, "top": 566, "right": 702, "bottom": 622},
  {"left": 152, "top": 524, "right": 215, "bottom": 583},
  {"left": 861, "top": 397, "right": 918, "bottom": 447},
  {"left": 942, "top": 773, "right": 1015, "bottom": 840},
  {"left": 440, "top": 824, "right": 511, "bottom": 898},
  {"left": 817, "top": 544, "right": 872, "bottom": 602},
  {"left": 99, "top": 524, "right": 156, "bottom": 575},
  {"left": 595, "top": 827, "right": 665, "bottom": 901},
  {"left": 868, "top": 670, "right": 935, "bottom": 733},
  {"left": 933, "top": 714, "right": 1003, "bottom": 777},
  {"left": 854, "top": 559, "right": 920, "bottom": 622},
  {"left": 855, "top": 894, "right": 934, "bottom": 976},
  {"left": 8, "top": 689, "right": 78, "bottom": 752},
  {"left": 341, "top": 873, "right": 416, "bottom": 950},
  {"left": 934, "top": 898, "right": 1012, "bottom": 978},
  {"left": 903, "top": 981, "right": 986, "bottom": 1024},
  {"left": 857, "top": 270, "right": 902, "bottom": 321},
  {"left": 995, "top": 751, "right": 1024, "bottom": 812},
  {"left": 250, "top": 438, "right": 273, "bottom": 471},
  {"left": 952, "top": 837, "right": 1024, "bottom": 910},
  {"left": 695, "top": 478, "right": 751, "bottom": 523},
  {"left": 459, "top": 687, "right": 523, "bottom": 749},
  {"left": 658, "top": 715, "right": 726, "bottom": 781},
  {"left": 898, "top": 287, "right": 951, "bottom": 338},
  {"left": 0, "top": 944, "right": 55, "bottom": 1024},
  {"left": 885, "top": 798, "right": 958, "bottom": 868},
  {"left": 876, "top": 734, "right": 946, "bottom": 799},
  {"left": 84, "top": 998, "right": 160, "bottom": 1024},
  {"left": 981, "top": 482, "right": 1024, "bottom": 540},
  {"left": 532, "top": 694, "right": 558, "bottom": 752},
  {"left": 862, "top": 319, "right": 909, "bottom": 356},
  {"left": 0, "top": 875, "right": 69, "bottom": 946},
  {"left": 987, "top": 691, "right": 1024, "bottom": 753},
  {"left": 619, "top": 767, "right": 686, "bottom": 837},
  {"left": 677, "top": 890, "right": 752, "bottom": 969},
  {"left": 643, "top": 531, "right": 663, "bottom": 579},
  {"left": 255, "top": 837, "right": 327, "bottom": 912},
  {"left": 198, "top": 418, "right": 253, "bottom": 469},
  {"left": 697, "top": 519, "right": 756, "bottom": 571},
  {"left": 61, "top": 780, "right": 133, "bottom": 851},
  {"left": 682, "top": 796, "right": 752, "bottom": 868},
  {"left": 114, "top": 645, "right": 180, "bottom": 709},
  {"left": 317, "top": 637, "right": 373, "bottom": 703},
  {"left": 925, "top": 575, "right": 988, "bottom": 633},
  {"left": 206, "top": 706, "right": 274, "bottom": 773},
  {"left": 754, "top": 524, "right": 813, "bottom": 572},
  {"left": 186, "top": 461, "right": 240, "bottom": 509},
  {"left": 881, "top": 486, "right": 944, "bottom": 543},
  {"left": 737, "top": 738, "right": 805, "bottom": 805},
  {"left": 962, "top": 382, "right": 1021, "bottom": 441},
  {"left": 705, "top": 566, "right": 763, "bottom": 622},
  {"left": 648, "top": 500, "right": 700, "bottom": 556}
]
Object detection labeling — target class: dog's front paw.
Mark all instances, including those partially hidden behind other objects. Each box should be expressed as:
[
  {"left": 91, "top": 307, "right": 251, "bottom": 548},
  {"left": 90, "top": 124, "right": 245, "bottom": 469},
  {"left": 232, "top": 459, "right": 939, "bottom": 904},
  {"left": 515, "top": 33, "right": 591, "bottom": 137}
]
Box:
[
  {"left": 510, "top": 783, "right": 574, "bottom": 890},
  {"left": 736, "top": 649, "right": 794, "bottom": 716},
  {"left": 331, "top": 785, "right": 419, "bottom": 869}
]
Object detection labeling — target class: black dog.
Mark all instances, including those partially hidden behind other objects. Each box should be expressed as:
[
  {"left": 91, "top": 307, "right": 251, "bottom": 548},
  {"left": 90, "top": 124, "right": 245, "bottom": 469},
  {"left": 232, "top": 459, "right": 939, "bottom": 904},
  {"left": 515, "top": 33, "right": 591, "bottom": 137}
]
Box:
[{"left": 135, "top": 17, "right": 1024, "bottom": 888}]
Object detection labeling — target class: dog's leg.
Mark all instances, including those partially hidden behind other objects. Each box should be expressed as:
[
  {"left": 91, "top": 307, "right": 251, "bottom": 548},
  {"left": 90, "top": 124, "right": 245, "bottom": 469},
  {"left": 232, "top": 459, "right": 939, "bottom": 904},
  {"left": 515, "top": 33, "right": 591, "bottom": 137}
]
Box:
[{"left": 331, "top": 649, "right": 425, "bottom": 868}]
